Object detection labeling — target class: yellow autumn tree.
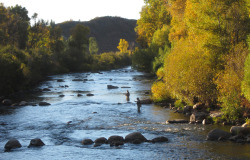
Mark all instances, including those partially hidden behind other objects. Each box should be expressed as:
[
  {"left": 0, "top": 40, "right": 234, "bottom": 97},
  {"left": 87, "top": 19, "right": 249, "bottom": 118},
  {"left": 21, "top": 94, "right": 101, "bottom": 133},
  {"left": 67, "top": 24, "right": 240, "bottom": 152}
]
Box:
[{"left": 117, "top": 39, "right": 129, "bottom": 53}]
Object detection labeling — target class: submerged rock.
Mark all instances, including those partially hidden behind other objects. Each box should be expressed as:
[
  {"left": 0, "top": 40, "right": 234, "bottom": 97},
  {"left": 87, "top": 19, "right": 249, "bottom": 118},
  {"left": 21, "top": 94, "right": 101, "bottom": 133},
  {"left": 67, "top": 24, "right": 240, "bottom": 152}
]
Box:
[
  {"left": 42, "top": 88, "right": 51, "bottom": 91},
  {"left": 166, "top": 119, "right": 189, "bottom": 124},
  {"left": 28, "top": 138, "right": 45, "bottom": 147},
  {"left": 72, "top": 79, "right": 82, "bottom": 81},
  {"left": 151, "top": 136, "right": 169, "bottom": 143},
  {"left": 206, "top": 129, "right": 231, "bottom": 141},
  {"left": 57, "top": 79, "right": 65, "bottom": 82},
  {"left": 125, "top": 132, "right": 147, "bottom": 144},
  {"left": 4, "top": 139, "right": 22, "bottom": 151},
  {"left": 39, "top": 102, "right": 51, "bottom": 106},
  {"left": 107, "top": 85, "right": 119, "bottom": 89},
  {"left": 77, "top": 94, "right": 83, "bottom": 97}
]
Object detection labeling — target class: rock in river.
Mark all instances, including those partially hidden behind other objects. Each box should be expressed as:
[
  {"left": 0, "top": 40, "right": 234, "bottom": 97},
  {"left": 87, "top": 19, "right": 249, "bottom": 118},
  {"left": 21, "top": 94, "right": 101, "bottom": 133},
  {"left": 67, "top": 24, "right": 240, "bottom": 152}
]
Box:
[
  {"left": 4, "top": 139, "right": 22, "bottom": 151},
  {"left": 82, "top": 139, "right": 94, "bottom": 145},
  {"left": 125, "top": 132, "right": 147, "bottom": 144},
  {"left": 166, "top": 119, "right": 189, "bottom": 124},
  {"left": 107, "top": 135, "right": 124, "bottom": 144},
  {"left": 94, "top": 137, "right": 108, "bottom": 144},
  {"left": 39, "top": 102, "right": 51, "bottom": 106},
  {"left": 230, "top": 126, "right": 250, "bottom": 136},
  {"left": 151, "top": 136, "right": 169, "bottom": 143},
  {"left": 28, "top": 138, "right": 45, "bottom": 147},
  {"left": 206, "top": 129, "right": 231, "bottom": 141},
  {"left": 107, "top": 85, "right": 119, "bottom": 89}
]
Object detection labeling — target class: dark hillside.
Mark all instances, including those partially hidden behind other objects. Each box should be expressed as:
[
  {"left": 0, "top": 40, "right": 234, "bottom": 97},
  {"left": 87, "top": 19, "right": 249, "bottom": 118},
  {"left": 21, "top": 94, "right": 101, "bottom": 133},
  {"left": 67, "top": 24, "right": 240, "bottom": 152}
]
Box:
[{"left": 58, "top": 16, "right": 137, "bottom": 53}]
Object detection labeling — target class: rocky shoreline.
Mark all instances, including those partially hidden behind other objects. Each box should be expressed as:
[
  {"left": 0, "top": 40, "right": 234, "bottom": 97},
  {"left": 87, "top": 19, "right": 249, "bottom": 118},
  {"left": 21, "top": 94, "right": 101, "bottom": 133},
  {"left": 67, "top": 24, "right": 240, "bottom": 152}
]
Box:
[{"left": 164, "top": 102, "right": 250, "bottom": 144}]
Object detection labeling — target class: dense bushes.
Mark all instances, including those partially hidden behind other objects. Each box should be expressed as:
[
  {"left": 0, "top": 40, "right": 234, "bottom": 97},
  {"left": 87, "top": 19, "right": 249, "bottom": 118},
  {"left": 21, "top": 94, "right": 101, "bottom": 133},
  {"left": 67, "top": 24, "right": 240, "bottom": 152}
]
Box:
[{"left": 135, "top": 0, "right": 250, "bottom": 121}]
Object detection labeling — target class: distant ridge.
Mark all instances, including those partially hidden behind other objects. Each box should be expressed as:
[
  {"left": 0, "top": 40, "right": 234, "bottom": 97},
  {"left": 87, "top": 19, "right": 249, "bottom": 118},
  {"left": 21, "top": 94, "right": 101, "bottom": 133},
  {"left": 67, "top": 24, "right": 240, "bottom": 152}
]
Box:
[{"left": 58, "top": 16, "right": 137, "bottom": 53}]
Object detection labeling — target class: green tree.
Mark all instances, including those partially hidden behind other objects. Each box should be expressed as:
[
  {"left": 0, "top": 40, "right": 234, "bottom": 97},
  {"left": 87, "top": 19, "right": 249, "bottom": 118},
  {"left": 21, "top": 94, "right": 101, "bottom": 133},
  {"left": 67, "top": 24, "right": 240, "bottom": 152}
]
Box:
[
  {"left": 8, "top": 5, "right": 30, "bottom": 49},
  {"left": 68, "top": 24, "right": 90, "bottom": 50},
  {"left": 242, "top": 52, "right": 250, "bottom": 101},
  {"left": 89, "top": 37, "right": 99, "bottom": 54}
]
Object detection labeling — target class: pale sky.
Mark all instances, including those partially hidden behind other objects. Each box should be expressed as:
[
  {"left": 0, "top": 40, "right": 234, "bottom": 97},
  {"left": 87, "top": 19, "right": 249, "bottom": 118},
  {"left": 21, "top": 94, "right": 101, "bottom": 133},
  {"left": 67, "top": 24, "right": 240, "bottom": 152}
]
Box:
[{"left": 1, "top": 0, "right": 145, "bottom": 23}]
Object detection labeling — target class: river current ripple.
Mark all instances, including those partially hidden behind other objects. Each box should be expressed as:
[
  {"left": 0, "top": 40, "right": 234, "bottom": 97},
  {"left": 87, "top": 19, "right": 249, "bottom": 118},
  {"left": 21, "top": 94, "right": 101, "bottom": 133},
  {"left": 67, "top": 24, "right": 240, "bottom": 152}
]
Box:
[{"left": 0, "top": 67, "right": 249, "bottom": 160}]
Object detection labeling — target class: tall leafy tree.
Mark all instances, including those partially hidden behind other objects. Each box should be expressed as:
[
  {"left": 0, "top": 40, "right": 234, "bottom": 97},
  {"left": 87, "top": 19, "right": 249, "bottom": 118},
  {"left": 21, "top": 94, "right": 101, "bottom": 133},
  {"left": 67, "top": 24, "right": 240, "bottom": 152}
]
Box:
[
  {"left": 89, "top": 37, "right": 99, "bottom": 54},
  {"left": 68, "top": 24, "right": 90, "bottom": 50},
  {"left": 117, "top": 39, "right": 129, "bottom": 53},
  {"left": 135, "top": 0, "right": 171, "bottom": 48}
]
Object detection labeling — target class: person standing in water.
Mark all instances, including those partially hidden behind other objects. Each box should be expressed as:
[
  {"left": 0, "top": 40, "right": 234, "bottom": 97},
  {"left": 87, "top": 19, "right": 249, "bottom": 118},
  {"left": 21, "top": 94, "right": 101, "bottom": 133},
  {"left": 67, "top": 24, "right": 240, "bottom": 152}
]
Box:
[
  {"left": 125, "top": 90, "right": 130, "bottom": 101},
  {"left": 136, "top": 98, "right": 141, "bottom": 113}
]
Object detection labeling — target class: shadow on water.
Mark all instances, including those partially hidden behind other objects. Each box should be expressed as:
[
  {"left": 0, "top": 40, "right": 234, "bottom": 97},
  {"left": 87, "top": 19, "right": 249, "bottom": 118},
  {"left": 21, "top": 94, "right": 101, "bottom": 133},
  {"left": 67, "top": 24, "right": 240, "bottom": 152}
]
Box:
[{"left": 0, "top": 66, "right": 249, "bottom": 160}]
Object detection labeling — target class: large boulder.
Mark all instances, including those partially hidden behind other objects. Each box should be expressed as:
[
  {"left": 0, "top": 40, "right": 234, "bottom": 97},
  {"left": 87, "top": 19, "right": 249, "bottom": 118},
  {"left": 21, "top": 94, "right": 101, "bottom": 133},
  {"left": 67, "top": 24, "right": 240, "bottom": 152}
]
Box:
[
  {"left": 166, "top": 119, "right": 189, "bottom": 124},
  {"left": 4, "top": 139, "right": 22, "bottom": 151},
  {"left": 230, "top": 126, "right": 250, "bottom": 136},
  {"left": 82, "top": 139, "right": 94, "bottom": 145},
  {"left": 151, "top": 136, "right": 169, "bottom": 143},
  {"left": 94, "top": 137, "right": 107, "bottom": 144},
  {"left": 190, "top": 112, "right": 208, "bottom": 123},
  {"left": 107, "top": 135, "right": 124, "bottom": 144},
  {"left": 2, "top": 99, "right": 12, "bottom": 106},
  {"left": 125, "top": 132, "right": 147, "bottom": 144},
  {"left": 28, "top": 138, "right": 45, "bottom": 147},
  {"left": 206, "top": 129, "right": 231, "bottom": 141}
]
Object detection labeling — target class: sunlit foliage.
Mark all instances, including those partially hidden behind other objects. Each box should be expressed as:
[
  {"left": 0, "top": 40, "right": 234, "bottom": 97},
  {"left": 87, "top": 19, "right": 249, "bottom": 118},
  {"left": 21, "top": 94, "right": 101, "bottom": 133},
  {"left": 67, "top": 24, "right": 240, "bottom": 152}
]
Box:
[{"left": 117, "top": 39, "right": 129, "bottom": 53}]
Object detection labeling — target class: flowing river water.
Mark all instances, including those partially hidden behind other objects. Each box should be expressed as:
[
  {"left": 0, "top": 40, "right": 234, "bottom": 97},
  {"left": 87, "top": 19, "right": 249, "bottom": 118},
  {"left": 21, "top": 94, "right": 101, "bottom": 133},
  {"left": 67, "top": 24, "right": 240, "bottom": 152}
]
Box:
[{"left": 0, "top": 67, "right": 250, "bottom": 160}]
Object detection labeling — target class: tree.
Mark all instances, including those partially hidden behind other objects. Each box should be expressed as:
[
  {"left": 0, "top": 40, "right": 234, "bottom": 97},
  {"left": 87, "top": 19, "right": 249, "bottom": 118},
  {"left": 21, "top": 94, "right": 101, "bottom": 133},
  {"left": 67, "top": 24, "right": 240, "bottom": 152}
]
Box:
[
  {"left": 117, "top": 39, "right": 129, "bottom": 53},
  {"left": 135, "top": 0, "right": 171, "bottom": 47},
  {"left": 89, "top": 37, "right": 99, "bottom": 54},
  {"left": 68, "top": 24, "right": 90, "bottom": 50},
  {"left": 242, "top": 52, "right": 250, "bottom": 101},
  {"left": 8, "top": 5, "right": 30, "bottom": 49}
]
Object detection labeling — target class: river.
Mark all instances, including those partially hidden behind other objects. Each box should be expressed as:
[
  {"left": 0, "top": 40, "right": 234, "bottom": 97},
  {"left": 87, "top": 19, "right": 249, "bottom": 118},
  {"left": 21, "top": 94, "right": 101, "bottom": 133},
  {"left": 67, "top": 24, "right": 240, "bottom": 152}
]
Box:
[{"left": 0, "top": 66, "right": 249, "bottom": 160}]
